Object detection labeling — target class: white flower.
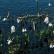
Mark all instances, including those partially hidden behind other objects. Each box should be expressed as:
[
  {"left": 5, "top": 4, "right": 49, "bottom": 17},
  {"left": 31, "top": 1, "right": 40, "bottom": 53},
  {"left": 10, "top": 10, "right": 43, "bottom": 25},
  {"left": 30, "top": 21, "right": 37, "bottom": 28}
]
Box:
[
  {"left": 44, "top": 16, "right": 49, "bottom": 24},
  {"left": 2, "top": 18, "right": 7, "bottom": 21},
  {"left": 11, "top": 25, "right": 16, "bottom": 33},
  {"left": 48, "top": 23, "right": 53, "bottom": 27},
  {"left": 7, "top": 39, "right": 12, "bottom": 45},
  {"left": 22, "top": 28, "right": 27, "bottom": 32},
  {"left": 48, "top": 3, "right": 52, "bottom": 7},
  {"left": 17, "top": 18, "right": 21, "bottom": 23},
  {"left": 49, "top": 43, "right": 54, "bottom": 48},
  {"left": 49, "top": 43, "right": 53, "bottom": 48}
]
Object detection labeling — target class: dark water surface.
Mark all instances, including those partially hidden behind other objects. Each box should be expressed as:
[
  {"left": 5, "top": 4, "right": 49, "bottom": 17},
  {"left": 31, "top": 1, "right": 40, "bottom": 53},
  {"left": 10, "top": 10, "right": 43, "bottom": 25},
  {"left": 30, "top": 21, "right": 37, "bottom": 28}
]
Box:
[{"left": 0, "top": 0, "right": 54, "bottom": 16}]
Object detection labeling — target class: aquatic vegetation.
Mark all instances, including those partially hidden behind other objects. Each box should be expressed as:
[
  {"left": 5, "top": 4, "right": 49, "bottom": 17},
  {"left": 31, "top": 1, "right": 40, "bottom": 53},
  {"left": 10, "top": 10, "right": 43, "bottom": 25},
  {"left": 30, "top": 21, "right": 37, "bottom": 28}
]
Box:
[
  {"left": 48, "top": 2, "right": 52, "bottom": 7},
  {"left": 7, "top": 39, "right": 12, "bottom": 45},
  {"left": 0, "top": 0, "right": 54, "bottom": 54},
  {"left": 23, "top": 33, "right": 29, "bottom": 42},
  {"left": 49, "top": 41, "right": 54, "bottom": 48},
  {"left": 8, "top": 35, "right": 21, "bottom": 54}
]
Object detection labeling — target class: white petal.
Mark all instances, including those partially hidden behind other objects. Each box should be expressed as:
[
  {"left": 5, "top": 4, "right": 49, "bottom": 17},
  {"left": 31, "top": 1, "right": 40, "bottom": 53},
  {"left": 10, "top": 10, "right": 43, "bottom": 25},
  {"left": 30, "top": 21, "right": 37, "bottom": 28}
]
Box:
[
  {"left": 11, "top": 25, "right": 16, "bottom": 33},
  {"left": 44, "top": 16, "right": 49, "bottom": 24},
  {"left": 7, "top": 40, "right": 12, "bottom": 45},
  {"left": 37, "top": 13, "right": 40, "bottom": 17},
  {"left": 48, "top": 3, "right": 52, "bottom": 7},
  {"left": 48, "top": 23, "right": 53, "bottom": 27},
  {"left": 22, "top": 28, "right": 27, "bottom": 32},
  {"left": 2, "top": 18, "right": 7, "bottom": 21},
  {"left": 17, "top": 18, "right": 21, "bottom": 23}
]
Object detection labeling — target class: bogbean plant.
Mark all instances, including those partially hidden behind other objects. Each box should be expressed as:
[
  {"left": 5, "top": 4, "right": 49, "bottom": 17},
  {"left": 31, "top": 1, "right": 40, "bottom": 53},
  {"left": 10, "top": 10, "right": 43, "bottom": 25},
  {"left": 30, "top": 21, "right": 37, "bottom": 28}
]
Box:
[
  {"left": 8, "top": 19, "right": 54, "bottom": 54},
  {"left": 8, "top": 32, "right": 20, "bottom": 54}
]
